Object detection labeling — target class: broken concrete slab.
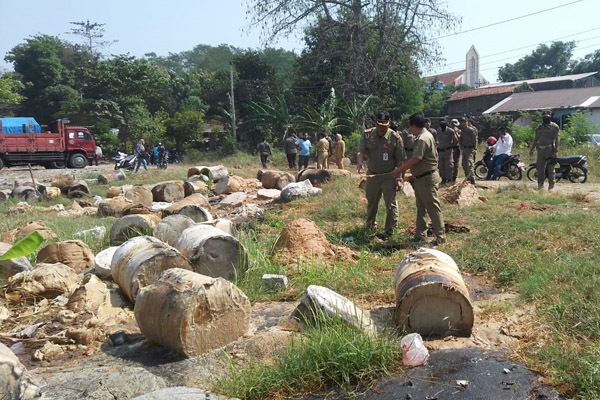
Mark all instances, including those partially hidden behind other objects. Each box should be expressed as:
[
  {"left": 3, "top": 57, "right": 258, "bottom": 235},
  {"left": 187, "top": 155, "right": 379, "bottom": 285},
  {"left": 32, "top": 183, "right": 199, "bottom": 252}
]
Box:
[
  {"left": 220, "top": 192, "right": 246, "bottom": 208},
  {"left": 257, "top": 188, "right": 281, "bottom": 200}
]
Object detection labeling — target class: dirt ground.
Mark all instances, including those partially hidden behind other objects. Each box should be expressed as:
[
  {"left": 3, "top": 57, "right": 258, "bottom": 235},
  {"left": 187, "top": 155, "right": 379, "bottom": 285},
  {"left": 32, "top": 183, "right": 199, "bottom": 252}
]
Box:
[{"left": 0, "top": 163, "right": 117, "bottom": 190}]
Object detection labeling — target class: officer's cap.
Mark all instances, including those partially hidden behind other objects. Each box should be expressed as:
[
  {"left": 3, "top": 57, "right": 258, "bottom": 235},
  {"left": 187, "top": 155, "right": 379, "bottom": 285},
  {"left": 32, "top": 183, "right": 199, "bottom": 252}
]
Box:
[
  {"left": 542, "top": 110, "right": 552, "bottom": 116},
  {"left": 376, "top": 111, "right": 391, "bottom": 126},
  {"left": 459, "top": 116, "right": 467, "bottom": 122}
]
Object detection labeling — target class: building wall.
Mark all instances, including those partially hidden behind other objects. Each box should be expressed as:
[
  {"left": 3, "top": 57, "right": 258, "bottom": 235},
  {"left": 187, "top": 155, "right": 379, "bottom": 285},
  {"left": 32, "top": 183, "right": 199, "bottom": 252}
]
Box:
[{"left": 448, "top": 93, "right": 513, "bottom": 116}]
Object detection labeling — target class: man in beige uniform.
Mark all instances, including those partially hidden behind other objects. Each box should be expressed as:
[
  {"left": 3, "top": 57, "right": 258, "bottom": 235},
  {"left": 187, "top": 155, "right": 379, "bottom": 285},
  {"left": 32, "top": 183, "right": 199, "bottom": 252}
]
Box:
[
  {"left": 333, "top": 134, "right": 346, "bottom": 169},
  {"left": 459, "top": 117, "right": 477, "bottom": 184},
  {"left": 436, "top": 119, "right": 455, "bottom": 184},
  {"left": 530, "top": 110, "right": 560, "bottom": 191},
  {"left": 396, "top": 113, "right": 445, "bottom": 245},
  {"left": 425, "top": 118, "right": 438, "bottom": 145},
  {"left": 357, "top": 111, "right": 405, "bottom": 239},
  {"left": 316, "top": 132, "right": 329, "bottom": 169}
]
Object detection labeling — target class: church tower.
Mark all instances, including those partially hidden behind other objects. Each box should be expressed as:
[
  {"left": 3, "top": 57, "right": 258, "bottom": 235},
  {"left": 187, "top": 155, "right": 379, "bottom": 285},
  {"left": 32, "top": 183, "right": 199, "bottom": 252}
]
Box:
[{"left": 465, "top": 45, "right": 480, "bottom": 88}]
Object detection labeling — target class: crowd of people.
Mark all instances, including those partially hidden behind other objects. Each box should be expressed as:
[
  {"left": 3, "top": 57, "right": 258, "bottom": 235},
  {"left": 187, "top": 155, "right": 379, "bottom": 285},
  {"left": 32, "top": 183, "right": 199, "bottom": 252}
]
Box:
[{"left": 257, "top": 110, "right": 559, "bottom": 245}]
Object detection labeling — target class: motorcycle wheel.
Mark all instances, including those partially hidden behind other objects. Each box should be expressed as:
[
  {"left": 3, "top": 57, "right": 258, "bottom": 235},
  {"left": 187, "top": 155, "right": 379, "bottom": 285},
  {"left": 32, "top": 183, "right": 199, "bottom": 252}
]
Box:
[
  {"left": 474, "top": 162, "right": 488, "bottom": 180},
  {"left": 507, "top": 164, "right": 522, "bottom": 180},
  {"left": 567, "top": 166, "right": 587, "bottom": 183},
  {"left": 526, "top": 166, "right": 537, "bottom": 182}
]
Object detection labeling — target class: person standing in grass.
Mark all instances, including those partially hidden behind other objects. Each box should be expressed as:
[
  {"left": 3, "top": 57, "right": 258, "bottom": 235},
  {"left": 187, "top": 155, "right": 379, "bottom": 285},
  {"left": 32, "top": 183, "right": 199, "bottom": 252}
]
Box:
[
  {"left": 134, "top": 139, "right": 148, "bottom": 172},
  {"left": 333, "top": 133, "right": 346, "bottom": 169},
  {"left": 316, "top": 132, "right": 329, "bottom": 169},
  {"left": 396, "top": 113, "right": 445, "bottom": 246},
  {"left": 357, "top": 111, "right": 405, "bottom": 240},
  {"left": 296, "top": 132, "right": 312, "bottom": 170},
  {"left": 284, "top": 133, "right": 298, "bottom": 169},
  {"left": 257, "top": 138, "right": 272, "bottom": 168},
  {"left": 530, "top": 110, "right": 560, "bottom": 191}
]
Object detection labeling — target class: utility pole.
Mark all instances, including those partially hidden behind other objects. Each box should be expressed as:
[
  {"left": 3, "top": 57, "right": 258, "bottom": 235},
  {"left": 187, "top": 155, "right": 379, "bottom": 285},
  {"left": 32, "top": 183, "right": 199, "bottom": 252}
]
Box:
[{"left": 230, "top": 64, "right": 237, "bottom": 140}]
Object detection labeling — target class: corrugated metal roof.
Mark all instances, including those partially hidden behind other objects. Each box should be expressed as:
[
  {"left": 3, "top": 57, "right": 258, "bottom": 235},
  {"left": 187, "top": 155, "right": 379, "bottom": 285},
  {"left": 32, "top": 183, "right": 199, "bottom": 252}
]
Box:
[
  {"left": 479, "top": 72, "right": 597, "bottom": 88},
  {"left": 449, "top": 85, "right": 518, "bottom": 101},
  {"left": 483, "top": 87, "right": 600, "bottom": 114},
  {"left": 423, "top": 70, "right": 465, "bottom": 85}
]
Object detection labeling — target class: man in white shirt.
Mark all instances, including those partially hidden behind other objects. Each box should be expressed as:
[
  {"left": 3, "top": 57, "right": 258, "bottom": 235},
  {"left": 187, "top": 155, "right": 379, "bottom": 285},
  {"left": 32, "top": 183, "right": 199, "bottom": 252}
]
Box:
[{"left": 486, "top": 126, "right": 513, "bottom": 180}]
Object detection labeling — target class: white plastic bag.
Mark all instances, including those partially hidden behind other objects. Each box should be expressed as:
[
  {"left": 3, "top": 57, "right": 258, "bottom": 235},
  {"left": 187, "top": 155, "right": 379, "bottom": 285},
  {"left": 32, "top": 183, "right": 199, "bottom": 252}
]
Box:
[{"left": 401, "top": 333, "right": 429, "bottom": 366}]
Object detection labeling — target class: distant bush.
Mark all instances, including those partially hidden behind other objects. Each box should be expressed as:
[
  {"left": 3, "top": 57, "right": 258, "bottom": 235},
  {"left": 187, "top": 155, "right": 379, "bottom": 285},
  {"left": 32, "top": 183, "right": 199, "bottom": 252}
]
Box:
[
  {"left": 562, "top": 110, "right": 599, "bottom": 146},
  {"left": 344, "top": 131, "right": 361, "bottom": 163}
]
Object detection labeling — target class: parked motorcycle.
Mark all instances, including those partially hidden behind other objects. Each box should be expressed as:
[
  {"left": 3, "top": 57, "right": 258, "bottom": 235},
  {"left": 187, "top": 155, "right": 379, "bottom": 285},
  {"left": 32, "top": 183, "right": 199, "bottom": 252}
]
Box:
[
  {"left": 474, "top": 146, "right": 525, "bottom": 180},
  {"left": 526, "top": 155, "right": 588, "bottom": 183},
  {"left": 113, "top": 152, "right": 137, "bottom": 170}
]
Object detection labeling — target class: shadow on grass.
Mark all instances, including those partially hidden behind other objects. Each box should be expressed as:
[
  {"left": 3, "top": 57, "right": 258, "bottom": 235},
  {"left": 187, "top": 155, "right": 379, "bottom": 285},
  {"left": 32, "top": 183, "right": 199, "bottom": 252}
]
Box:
[{"left": 327, "top": 227, "right": 418, "bottom": 256}]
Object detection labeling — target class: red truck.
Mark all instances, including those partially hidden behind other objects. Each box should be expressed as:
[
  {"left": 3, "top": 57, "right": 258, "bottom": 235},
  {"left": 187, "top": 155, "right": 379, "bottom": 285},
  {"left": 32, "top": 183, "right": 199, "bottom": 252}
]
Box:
[{"left": 0, "top": 117, "right": 97, "bottom": 170}]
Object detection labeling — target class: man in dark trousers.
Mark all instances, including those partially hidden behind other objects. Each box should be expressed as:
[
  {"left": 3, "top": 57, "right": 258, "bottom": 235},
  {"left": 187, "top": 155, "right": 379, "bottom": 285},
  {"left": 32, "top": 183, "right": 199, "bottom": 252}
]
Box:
[
  {"left": 396, "top": 113, "right": 445, "bottom": 245},
  {"left": 284, "top": 133, "right": 298, "bottom": 169},
  {"left": 530, "top": 110, "right": 560, "bottom": 191},
  {"left": 257, "top": 138, "right": 272, "bottom": 168}
]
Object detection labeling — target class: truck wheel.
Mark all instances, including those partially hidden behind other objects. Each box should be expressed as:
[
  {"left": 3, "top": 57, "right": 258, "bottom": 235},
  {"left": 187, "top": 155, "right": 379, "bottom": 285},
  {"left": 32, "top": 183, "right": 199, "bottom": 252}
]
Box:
[
  {"left": 69, "top": 154, "right": 87, "bottom": 169},
  {"left": 51, "top": 160, "right": 66, "bottom": 169}
]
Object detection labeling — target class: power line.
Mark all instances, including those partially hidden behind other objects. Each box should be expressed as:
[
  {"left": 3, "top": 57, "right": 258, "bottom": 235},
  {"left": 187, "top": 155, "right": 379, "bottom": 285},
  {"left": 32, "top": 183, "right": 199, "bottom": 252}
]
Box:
[
  {"left": 440, "top": 26, "right": 600, "bottom": 67},
  {"left": 434, "top": 0, "right": 584, "bottom": 39}
]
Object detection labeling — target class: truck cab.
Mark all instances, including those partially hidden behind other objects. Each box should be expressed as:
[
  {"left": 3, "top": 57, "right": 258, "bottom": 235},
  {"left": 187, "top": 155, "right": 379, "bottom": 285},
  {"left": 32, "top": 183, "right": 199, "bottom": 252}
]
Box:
[{"left": 65, "top": 126, "right": 97, "bottom": 168}]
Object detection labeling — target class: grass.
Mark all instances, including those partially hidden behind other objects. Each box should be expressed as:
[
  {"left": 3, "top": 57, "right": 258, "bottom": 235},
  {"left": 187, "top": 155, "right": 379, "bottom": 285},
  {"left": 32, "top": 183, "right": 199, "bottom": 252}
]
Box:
[{"left": 216, "top": 310, "right": 401, "bottom": 400}]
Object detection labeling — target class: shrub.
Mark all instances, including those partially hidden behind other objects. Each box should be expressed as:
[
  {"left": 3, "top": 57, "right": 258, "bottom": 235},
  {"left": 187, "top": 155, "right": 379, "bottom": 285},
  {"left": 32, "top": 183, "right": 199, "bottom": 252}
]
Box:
[{"left": 562, "top": 110, "right": 599, "bottom": 146}]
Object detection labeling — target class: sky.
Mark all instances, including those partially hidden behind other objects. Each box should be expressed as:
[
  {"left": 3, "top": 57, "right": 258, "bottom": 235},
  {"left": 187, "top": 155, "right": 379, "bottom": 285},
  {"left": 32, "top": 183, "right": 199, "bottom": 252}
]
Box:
[{"left": 0, "top": 0, "right": 598, "bottom": 83}]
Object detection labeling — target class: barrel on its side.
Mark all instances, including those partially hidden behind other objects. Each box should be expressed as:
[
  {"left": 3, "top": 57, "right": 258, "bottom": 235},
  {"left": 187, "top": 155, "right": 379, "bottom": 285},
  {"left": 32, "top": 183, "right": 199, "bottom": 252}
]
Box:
[
  {"left": 174, "top": 225, "right": 248, "bottom": 281},
  {"left": 394, "top": 248, "right": 473, "bottom": 338},
  {"left": 200, "top": 166, "right": 228, "bottom": 183},
  {"left": 134, "top": 268, "right": 250, "bottom": 357},
  {"left": 111, "top": 236, "right": 193, "bottom": 303}
]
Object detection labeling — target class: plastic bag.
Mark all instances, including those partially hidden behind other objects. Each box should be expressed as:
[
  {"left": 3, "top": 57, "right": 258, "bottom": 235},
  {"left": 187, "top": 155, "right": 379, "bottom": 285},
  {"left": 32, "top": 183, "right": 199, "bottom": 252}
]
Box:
[{"left": 401, "top": 333, "right": 429, "bottom": 366}]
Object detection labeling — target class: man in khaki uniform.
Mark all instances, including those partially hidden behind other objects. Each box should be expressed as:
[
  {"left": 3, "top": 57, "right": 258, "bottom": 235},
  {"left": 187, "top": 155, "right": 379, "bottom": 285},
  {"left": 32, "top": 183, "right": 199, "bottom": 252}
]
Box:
[
  {"left": 396, "top": 113, "right": 445, "bottom": 245},
  {"left": 459, "top": 117, "right": 477, "bottom": 184},
  {"left": 426, "top": 118, "right": 438, "bottom": 145},
  {"left": 450, "top": 119, "right": 460, "bottom": 182},
  {"left": 401, "top": 127, "right": 415, "bottom": 162},
  {"left": 333, "top": 134, "right": 346, "bottom": 169},
  {"left": 436, "top": 119, "right": 455, "bottom": 184},
  {"left": 357, "top": 111, "right": 405, "bottom": 239},
  {"left": 530, "top": 110, "right": 560, "bottom": 191},
  {"left": 316, "top": 132, "right": 329, "bottom": 169}
]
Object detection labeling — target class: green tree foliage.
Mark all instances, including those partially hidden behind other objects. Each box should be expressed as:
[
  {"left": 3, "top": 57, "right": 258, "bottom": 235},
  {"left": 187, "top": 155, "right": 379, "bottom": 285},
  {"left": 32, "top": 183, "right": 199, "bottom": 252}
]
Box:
[
  {"left": 570, "top": 49, "right": 600, "bottom": 74},
  {"left": 166, "top": 110, "right": 205, "bottom": 149},
  {"left": 498, "top": 41, "right": 576, "bottom": 82},
  {"left": 562, "top": 110, "right": 599, "bottom": 146},
  {"left": 297, "top": 88, "right": 342, "bottom": 134},
  {"left": 423, "top": 83, "right": 470, "bottom": 117},
  {"left": 146, "top": 44, "right": 241, "bottom": 73},
  {"left": 0, "top": 72, "right": 24, "bottom": 111},
  {"left": 244, "top": 94, "right": 297, "bottom": 141}
]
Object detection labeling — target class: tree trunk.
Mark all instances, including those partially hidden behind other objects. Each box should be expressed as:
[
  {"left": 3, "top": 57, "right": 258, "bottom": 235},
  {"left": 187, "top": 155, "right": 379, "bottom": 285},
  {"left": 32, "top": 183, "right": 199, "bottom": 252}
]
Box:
[
  {"left": 111, "top": 236, "right": 193, "bottom": 303},
  {"left": 151, "top": 181, "right": 185, "bottom": 203},
  {"left": 183, "top": 181, "right": 208, "bottom": 197},
  {"left": 109, "top": 214, "right": 161, "bottom": 245},
  {"left": 97, "top": 170, "right": 126, "bottom": 184},
  {"left": 134, "top": 268, "right": 250, "bottom": 357},
  {"left": 200, "top": 166, "right": 228, "bottom": 183},
  {"left": 174, "top": 225, "right": 248, "bottom": 281},
  {"left": 125, "top": 186, "right": 153, "bottom": 206},
  {"left": 394, "top": 248, "right": 473, "bottom": 338}
]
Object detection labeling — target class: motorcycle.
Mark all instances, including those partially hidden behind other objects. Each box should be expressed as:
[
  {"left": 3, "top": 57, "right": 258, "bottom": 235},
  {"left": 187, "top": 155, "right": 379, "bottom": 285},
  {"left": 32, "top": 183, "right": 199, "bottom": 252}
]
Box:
[
  {"left": 113, "top": 152, "right": 137, "bottom": 170},
  {"left": 157, "top": 153, "right": 168, "bottom": 170},
  {"left": 474, "top": 146, "right": 525, "bottom": 180},
  {"left": 526, "top": 155, "right": 588, "bottom": 183}
]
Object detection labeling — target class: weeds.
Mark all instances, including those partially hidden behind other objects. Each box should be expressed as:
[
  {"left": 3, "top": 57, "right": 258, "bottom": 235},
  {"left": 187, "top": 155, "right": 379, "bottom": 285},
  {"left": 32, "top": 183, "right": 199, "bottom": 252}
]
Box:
[{"left": 216, "top": 309, "right": 400, "bottom": 400}]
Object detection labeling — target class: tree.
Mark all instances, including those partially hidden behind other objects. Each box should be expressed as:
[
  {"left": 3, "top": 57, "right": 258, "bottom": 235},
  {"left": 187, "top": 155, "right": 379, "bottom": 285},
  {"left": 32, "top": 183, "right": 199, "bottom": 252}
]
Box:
[
  {"left": 247, "top": 0, "right": 458, "bottom": 99},
  {"left": 498, "top": 41, "right": 576, "bottom": 82},
  {"left": 570, "top": 49, "right": 600, "bottom": 74},
  {"left": 244, "top": 94, "right": 297, "bottom": 141},
  {"left": 0, "top": 72, "right": 24, "bottom": 111},
  {"left": 166, "top": 110, "right": 204, "bottom": 149},
  {"left": 68, "top": 20, "right": 116, "bottom": 55},
  {"left": 297, "top": 88, "right": 342, "bottom": 134}
]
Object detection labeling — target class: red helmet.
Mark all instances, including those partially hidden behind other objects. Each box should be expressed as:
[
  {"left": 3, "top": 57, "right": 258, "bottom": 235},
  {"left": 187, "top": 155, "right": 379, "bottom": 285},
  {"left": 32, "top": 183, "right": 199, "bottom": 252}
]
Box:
[{"left": 487, "top": 136, "right": 497, "bottom": 146}]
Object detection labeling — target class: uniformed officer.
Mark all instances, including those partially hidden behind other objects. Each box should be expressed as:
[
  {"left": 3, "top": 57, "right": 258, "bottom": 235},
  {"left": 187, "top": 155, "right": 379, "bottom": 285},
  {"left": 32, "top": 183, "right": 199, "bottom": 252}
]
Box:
[
  {"left": 401, "top": 125, "right": 415, "bottom": 162},
  {"left": 458, "top": 116, "right": 477, "bottom": 184},
  {"left": 436, "top": 119, "right": 456, "bottom": 184},
  {"left": 530, "top": 110, "right": 560, "bottom": 191},
  {"left": 450, "top": 119, "right": 461, "bottom": 182},
  {"left": 316, "top": 132, "right": 330, "bottom": 169},
  {"left": 425, "top": 118, "right": 438, "bottom": 145},
  {"left": 357, "top": 111, "right": 405, "bottom": 239},
  {"left": 396, "top": 113, "right": 445, "bottom": 245}
]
